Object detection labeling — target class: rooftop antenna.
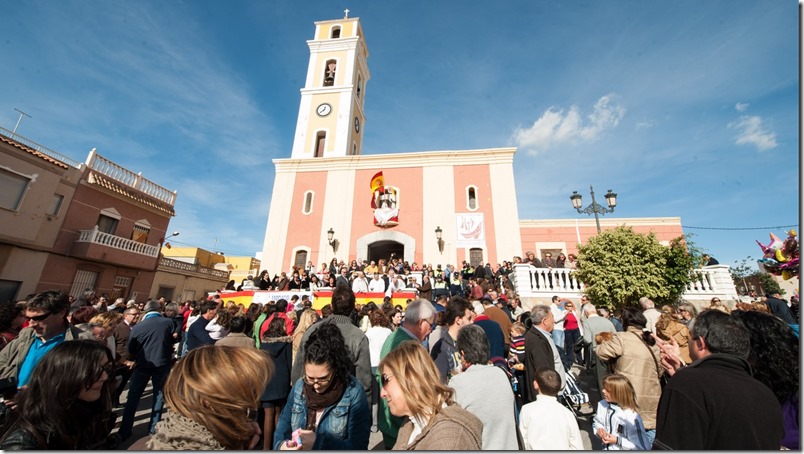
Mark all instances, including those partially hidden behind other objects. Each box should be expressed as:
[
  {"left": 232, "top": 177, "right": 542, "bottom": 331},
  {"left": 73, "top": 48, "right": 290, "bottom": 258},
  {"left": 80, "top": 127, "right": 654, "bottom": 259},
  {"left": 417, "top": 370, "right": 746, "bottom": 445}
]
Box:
[{"left": 12, "top": 108, "right": 31, "bottom": 136}]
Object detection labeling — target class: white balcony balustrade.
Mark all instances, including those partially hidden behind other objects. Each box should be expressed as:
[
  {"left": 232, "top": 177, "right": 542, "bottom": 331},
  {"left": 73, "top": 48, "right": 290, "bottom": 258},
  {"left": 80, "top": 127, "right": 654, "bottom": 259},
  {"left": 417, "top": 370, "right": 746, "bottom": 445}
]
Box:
[
  {"left": 511, "top": 263, "right": 738, "bottom": 304},
  {"left": 77, "top": 226, "right": 160, "bottom": 257}
]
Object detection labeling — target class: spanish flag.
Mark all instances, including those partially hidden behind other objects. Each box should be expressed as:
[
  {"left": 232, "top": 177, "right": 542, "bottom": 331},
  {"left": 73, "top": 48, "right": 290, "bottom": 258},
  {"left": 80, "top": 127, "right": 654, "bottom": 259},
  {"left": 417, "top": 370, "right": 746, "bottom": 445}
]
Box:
[{"left": 370, "top": 171, "right": 384, "bottom": 208}]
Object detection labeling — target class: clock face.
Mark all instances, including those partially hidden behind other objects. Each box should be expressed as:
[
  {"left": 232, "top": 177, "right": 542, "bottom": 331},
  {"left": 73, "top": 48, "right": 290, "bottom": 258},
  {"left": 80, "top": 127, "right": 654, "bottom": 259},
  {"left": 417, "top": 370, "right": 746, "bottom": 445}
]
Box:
[
  {"left": 354, "top": 117, "right": 360, "bottom": 132},
  {"left": 316, "top": 103, "right": 332, "bottom": 117}
]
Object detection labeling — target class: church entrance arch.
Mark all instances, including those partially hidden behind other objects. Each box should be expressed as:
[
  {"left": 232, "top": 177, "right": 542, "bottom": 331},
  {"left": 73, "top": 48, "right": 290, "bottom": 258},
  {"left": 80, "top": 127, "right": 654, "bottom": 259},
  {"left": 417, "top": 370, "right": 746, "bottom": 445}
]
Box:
[
  {"left": 356, "top": 230, "right": 416, "bottom": 265},
  {"left": 367, "top": 241, "right": 404, "bottom": 264}
]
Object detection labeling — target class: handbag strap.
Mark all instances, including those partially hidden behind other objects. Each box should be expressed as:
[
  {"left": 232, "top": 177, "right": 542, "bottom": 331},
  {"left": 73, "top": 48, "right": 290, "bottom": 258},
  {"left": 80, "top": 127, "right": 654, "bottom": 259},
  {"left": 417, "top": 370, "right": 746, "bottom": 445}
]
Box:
[{"left": 632, "top": 332, "right": 661, "bottom": 379}]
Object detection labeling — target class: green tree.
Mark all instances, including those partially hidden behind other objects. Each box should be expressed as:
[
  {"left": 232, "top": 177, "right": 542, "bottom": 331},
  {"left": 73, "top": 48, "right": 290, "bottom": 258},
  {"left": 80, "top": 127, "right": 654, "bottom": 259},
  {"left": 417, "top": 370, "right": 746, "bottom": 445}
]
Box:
[
  {"left": 756, "top": 271, "right": 784, "bottom": 296},
  {"left": 574, "top": 226, "right": 697, "bottom": 309},
  {"left": 729, "top": 256, "right": 756, "bottom": 294}
]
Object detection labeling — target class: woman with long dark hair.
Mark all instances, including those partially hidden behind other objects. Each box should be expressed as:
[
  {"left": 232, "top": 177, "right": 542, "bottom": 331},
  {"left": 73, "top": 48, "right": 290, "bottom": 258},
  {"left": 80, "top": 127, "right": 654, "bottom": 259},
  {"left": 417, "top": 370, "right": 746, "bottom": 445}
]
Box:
[
  {"left": 596, "top": 306, "right": 663, "bottom": 446},
  {"left": 731, "top": 309, "right": 800, "bottom": 449},
  {"left": 274, "top": 323, "right": 370, "bottom": 450},
  {"left": 0, "top": 340, "right": 117, "bottom": 449}
]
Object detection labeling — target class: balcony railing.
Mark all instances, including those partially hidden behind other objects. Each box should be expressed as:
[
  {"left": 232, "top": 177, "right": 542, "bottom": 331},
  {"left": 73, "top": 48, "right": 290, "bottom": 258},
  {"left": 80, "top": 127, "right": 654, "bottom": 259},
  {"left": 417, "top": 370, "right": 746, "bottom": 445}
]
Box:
[
  {"left": 77, "top": 226, "right": 159, "bottom": 257},
  {"left": 0, "top": 126, "right": 82, "bottom": 168},
  {"left": 159, "top": 257, "right": 230, "bottom": 279},
  {"left": 86, "top": 149, "right": 177, "bottom": 206},
  {"left": 511, "top": 264, "right": 738, "bottom": 303}
]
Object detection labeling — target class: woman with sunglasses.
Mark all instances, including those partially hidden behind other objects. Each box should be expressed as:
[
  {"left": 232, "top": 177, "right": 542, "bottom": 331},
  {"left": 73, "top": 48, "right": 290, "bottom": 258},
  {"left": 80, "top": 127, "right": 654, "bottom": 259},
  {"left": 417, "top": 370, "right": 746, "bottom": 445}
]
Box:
[
  {"left": 274, "top": 322, "right": 370, "bottom": 450},
  {"left": 0, "top": 340, "right": 117, "bottom": 449},
  {"left": 379, "top": 340, "right": 482, "bottom": 450},
  {"left": 141, "top": 345, "right": 273, "bottom": 450}
]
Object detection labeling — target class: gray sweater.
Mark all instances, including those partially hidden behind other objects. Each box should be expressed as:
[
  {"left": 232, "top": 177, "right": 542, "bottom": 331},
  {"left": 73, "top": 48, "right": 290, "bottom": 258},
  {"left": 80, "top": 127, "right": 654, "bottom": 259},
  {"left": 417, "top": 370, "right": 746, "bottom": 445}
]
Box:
[{"left": 449, "top": 364, "right": 519, "bottom": 450}]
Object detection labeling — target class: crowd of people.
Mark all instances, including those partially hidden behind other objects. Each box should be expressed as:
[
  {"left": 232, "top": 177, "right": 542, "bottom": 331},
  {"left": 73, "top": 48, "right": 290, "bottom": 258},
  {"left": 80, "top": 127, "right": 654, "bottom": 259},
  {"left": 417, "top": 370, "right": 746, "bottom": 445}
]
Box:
[{"left": 0, "top": 251, "right": 797, "bottom": 450}]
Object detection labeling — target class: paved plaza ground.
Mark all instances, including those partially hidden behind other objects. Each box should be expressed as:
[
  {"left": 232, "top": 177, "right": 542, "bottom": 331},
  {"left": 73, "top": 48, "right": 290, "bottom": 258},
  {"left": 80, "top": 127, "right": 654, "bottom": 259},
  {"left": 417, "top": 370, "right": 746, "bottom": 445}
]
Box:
[{"left": 115, "top": 363, "right": 603, "bottom": 450}]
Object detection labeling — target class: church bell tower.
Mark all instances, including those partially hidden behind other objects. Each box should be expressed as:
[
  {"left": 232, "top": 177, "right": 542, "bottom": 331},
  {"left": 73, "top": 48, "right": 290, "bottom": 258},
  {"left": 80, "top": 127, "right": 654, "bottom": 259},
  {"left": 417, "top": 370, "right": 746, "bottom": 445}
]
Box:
[{"left": 290, "top": 11, "right": 370, "bottom": 159}]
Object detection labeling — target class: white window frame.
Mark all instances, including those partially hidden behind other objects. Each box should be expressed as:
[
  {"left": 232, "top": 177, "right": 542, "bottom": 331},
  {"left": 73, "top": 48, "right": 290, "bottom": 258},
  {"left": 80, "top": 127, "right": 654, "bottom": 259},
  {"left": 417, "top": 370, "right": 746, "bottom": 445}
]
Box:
[
  {"left": 465, "top": 185, "right": 479, "bottom": 211},
  {"left": 322, "top": 58, "right": 339, "bottom": 87},
  {"left": 48, "top": 193, "right": 64, "bottom": 217},
  {"left": 302, "top": 191, "right": 315, "bottom": 215},
  {"left": 0, "top": 166, "right": 35, "bottom": 212},
  {"left": 313, "top": 129, "right": 328, "bottom": 157}
]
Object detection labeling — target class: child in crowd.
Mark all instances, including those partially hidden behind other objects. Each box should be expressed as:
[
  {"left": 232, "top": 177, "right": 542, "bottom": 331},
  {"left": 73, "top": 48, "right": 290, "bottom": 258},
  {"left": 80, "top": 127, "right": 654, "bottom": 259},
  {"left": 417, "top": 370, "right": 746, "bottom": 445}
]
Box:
[
  {"left": 518, "top": 367, "right": 583, "bottom": 450},
  {"left": 508, "top": 322, "right": 526, "bottom": 362},
  {"left": 592, "top": 374, "right": 649, "bottom": 450}
]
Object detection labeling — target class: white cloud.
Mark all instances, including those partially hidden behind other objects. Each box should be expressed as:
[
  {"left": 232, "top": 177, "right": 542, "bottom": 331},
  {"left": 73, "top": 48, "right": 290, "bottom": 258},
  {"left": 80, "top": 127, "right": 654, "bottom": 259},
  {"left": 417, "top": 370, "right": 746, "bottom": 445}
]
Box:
[
  {"left": 728, "top": 115, "right": 777, "bottom": 151},
  {"left": 735, "top": 102, "right": 749, "bottom": 112},
  {"left": 512, "top": 94, "right": 625, "bottom": 154},
  {"left": 636, "top": 121, "right": 655, "bottom": 130}
]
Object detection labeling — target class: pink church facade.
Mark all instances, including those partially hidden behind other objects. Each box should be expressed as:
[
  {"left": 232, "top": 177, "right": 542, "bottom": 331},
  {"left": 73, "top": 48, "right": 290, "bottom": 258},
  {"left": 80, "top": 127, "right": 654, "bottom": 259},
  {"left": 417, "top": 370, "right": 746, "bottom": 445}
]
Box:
[{"left": 259, "top": 15, "right": 684, "bottom": 275}]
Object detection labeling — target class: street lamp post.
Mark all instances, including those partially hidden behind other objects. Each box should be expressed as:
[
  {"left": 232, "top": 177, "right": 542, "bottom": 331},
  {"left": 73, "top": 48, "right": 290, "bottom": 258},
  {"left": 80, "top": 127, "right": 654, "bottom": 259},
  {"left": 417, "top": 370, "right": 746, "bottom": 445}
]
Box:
[{"left": 569, "top": 185, "right": 617, "bottom": 234}]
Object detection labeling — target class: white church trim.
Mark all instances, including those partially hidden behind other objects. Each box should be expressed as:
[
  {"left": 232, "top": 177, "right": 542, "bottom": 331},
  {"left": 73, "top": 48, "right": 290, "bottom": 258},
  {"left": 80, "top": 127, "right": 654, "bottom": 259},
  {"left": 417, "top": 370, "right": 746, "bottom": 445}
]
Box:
[{"left": 356, "top": 230, "right": 416, "bottom": 264}]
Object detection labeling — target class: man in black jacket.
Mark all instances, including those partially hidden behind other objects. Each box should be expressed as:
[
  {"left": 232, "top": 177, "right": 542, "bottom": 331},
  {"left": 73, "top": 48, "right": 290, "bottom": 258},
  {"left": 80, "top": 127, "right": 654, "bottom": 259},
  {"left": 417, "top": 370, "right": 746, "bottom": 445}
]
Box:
[
  {"left": 184, "top": 300, "right": 218, "bottom": 352},
  {"left": 117, "top": 300, "right": 175, "bottom": 440},
  {"left": 766, "top": 292, "right": 796, "bottom": 325},
  {"left": 523, "top": 305, "right": 565, "bottom": 403},
  {"left": 653, "top": 310, "right": 783, "bottom": 450}
]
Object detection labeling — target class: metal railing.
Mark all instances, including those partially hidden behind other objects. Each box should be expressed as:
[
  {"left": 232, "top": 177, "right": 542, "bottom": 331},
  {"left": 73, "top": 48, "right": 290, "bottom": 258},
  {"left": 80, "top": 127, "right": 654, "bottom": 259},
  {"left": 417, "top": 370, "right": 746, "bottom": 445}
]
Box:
[
  {"left": 77, "top": 226, "right": 160, "bottom": 257},
  {"left": 0, "top": 126, "right": 82, "bottom": 168},
  {"left": 86, "top": 149, "right": 177, "bottom": 206}
]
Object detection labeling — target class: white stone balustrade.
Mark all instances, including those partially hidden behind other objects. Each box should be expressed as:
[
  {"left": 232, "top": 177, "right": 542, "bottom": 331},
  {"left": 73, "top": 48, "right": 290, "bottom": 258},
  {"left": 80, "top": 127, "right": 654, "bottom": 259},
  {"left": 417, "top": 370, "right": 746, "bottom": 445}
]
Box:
[
  {"left": 77, "top": 226, "right": 160, "bottom": 257},
  {"left": 159, "top": 257, "right": 230, "bottom": 279},
  {"left": 511, "top": 263, "right": 738, "bottom": 303},
  {"left": 86, "top": 149, "right": 177, "bottom": 206}
]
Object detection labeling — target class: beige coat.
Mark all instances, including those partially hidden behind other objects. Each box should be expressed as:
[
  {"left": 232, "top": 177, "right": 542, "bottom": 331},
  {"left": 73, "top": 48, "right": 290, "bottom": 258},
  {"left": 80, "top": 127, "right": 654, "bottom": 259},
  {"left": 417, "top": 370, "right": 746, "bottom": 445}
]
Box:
[
  {"left": 655, "top": 316, "right": 692, "bottom": 364},
  {"left": 394, "top": 403, "right": 483, "bottom": 450},
  {"left": 595, "top": 326, "right": 663, "bottom": 429}
]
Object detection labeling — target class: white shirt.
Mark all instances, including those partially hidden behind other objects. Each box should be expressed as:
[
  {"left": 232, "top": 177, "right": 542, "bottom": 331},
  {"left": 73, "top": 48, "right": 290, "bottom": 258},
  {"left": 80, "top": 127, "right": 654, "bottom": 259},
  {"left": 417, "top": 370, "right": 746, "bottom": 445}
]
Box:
[
  {"left": 368, "top": 278, "right": 385, "bottom": 293},
  {"left": 205, "top": 317, "right": 229, "bottom": 340},
  {"left": 352, "top": 277, "right": 369, "bottom": 293},
  {"left": 643, "top": 308, "right": 661, "bottom": 334},
  {"left": 519, "top": 394, "right": 584, "bottom": 450},
  {"left": 365, "top": 326, "right": 392, "bottom": 367},
  {"left": 550, "top": 303, "right": 566, "bottom": 332}
]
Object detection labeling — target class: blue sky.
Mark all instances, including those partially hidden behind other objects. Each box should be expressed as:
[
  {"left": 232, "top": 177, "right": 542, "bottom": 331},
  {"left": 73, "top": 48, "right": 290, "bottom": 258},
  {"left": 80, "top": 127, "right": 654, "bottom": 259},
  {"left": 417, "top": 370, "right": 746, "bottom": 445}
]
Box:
[{"left": 2, "top": 0, "right": 799, "bottom": 270}]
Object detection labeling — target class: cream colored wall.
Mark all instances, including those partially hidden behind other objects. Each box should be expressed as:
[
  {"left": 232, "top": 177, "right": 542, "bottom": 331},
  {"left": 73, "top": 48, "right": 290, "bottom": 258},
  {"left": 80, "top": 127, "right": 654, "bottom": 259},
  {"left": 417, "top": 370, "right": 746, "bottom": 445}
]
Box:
[
  {"left": 261, "top": 170, "right": 297, "bottom": 277},
  {"left": 150, "top": 271, "right": 226, "bottom": 302},
  {"left": 0, "top": 246, "right": 49, "bottom": 300},
  {"left": 489, "top": 161, "right": 522, "bottom": 263},
  {"left": 315, "top": 19, "right": 358, "bottom": 40},
  {"left": 423, "top": 165, "right": 456, "bottom": 262}
]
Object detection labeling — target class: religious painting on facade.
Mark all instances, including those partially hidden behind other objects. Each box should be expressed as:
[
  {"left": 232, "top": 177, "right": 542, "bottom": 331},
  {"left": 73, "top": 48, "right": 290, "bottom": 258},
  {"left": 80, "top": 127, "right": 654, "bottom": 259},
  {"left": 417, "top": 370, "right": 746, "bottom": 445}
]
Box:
[
  {"left": 370, "top": 171, "right": 399, "bottom": 227},
  {"left": 455, "top": 213, "right": 485, "bottom": 248}
]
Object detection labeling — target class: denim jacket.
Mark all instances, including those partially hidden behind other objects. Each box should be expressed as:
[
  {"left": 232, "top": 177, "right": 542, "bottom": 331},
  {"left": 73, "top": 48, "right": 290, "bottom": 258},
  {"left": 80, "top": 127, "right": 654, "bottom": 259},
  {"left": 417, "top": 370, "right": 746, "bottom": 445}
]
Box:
[{"left": 273, "top": 375, "right": 370, "bottom": 450}]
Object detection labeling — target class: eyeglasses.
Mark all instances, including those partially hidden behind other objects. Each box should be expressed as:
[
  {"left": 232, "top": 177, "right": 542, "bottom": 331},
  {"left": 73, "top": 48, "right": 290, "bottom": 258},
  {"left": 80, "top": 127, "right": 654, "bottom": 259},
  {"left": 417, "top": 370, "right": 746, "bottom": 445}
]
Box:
[
  {"left": 94, "top": 361, "right": 115, "bottom": 381},
  {"left": 101, "top": 361, "right": 115, "bottom": 376},
  {"left": 380, "top": 373, "right": 395, "bottom": 388},
  {"left": 24, "top": 312, "right": 52, "bottom": 323},
  {"left": 303, "top": 374, "right": 332, "bottom": 386}
]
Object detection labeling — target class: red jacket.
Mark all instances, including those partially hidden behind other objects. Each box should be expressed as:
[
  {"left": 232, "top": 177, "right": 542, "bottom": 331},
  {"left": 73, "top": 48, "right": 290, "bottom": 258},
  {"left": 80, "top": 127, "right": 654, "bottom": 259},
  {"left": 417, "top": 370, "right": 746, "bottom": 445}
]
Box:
[{"left": 260, "top": 311, "right": 295, "bottom": 338}]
